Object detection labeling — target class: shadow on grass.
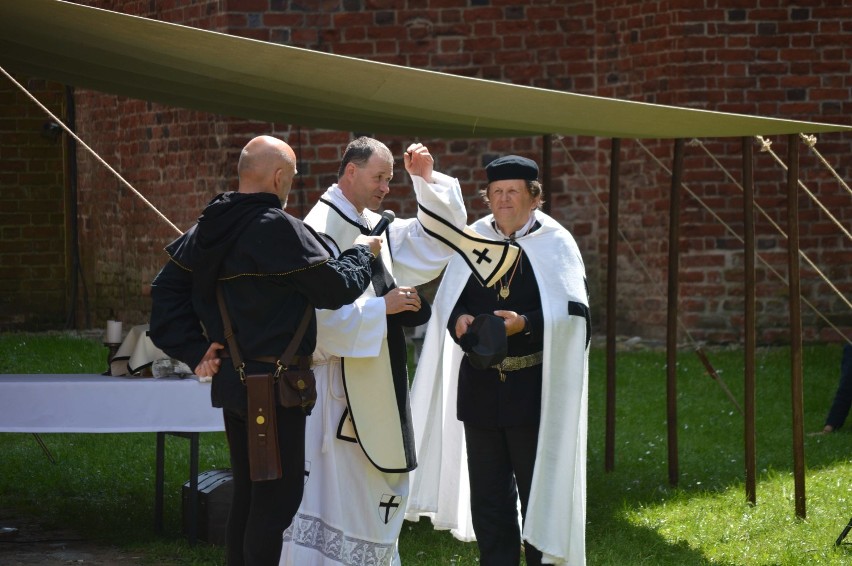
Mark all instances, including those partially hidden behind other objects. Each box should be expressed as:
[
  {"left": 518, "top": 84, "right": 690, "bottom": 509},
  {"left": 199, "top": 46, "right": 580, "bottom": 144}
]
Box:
[{"left": 583, "top": 344, "right": 852, "bottom": 565}]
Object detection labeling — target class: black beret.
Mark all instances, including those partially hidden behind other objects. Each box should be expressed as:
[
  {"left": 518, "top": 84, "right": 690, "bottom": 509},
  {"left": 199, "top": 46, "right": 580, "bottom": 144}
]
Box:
[
  {"left": 485, "top": 155, "right": 539, "bottom": 183},
  {"left": 459, "top": 314, "right": 507, "bottom": 370}
]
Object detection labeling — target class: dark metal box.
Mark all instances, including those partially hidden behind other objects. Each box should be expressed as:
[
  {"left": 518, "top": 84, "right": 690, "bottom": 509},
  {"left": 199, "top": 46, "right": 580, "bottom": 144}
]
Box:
[{"left": 182, "top": 468, "right": 233, "bottom": 545}]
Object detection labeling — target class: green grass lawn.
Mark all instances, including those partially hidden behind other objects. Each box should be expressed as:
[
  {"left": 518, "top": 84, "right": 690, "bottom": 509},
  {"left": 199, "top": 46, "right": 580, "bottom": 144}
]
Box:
[{"left": 1, "top": 332, "right": 850, "bottom": 565}]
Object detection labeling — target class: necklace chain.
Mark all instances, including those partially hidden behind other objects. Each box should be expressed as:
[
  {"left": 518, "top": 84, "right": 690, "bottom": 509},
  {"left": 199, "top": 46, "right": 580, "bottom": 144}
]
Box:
[
  {"left": 498, "top": 249, "right": 523, "bottom": 300},
  {"left": 496, "top": 221, "right": 533, "bottom": 300}
]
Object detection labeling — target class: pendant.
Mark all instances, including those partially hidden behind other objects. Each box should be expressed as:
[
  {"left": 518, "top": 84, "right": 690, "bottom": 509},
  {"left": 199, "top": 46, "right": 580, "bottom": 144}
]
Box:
[{"left": 499, "top": 286, "right": 510, "bottom": 299}]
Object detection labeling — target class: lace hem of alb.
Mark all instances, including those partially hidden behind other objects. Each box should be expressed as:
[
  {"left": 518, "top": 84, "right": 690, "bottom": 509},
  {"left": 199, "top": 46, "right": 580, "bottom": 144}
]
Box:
[{"left": 283, "top": 513, "right": 396, "bottom": 566}]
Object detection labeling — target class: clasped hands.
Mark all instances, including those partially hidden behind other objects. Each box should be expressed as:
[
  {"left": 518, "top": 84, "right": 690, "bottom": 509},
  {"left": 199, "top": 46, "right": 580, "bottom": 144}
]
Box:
[{"left": 454, "top": 310, "right": 526, "bottom": 339}]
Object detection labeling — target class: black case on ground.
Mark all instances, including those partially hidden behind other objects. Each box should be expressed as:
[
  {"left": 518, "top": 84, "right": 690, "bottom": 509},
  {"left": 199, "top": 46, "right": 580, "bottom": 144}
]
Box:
[{"left": 182, "top": 468, "right": 233, "bottom": 545}]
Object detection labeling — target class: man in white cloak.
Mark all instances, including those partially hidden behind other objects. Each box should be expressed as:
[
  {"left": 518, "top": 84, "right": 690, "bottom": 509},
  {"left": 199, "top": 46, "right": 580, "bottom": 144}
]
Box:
[
  {"left": 405, "top": 155, "right": 590, "bottom": 566},
  {"left": 280, "top": 137, "right": 468, "bottom": 566}
]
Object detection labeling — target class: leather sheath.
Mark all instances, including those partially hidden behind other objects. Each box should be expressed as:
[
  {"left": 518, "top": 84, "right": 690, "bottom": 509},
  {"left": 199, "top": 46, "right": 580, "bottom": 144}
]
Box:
[{"left": 245, "top": 372, "right": 282, "bottom": 481}]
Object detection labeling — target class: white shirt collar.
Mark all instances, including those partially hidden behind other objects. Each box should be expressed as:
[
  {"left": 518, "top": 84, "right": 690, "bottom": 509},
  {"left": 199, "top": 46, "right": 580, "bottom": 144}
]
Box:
[
  {"left": 492, "top": 211, "right": 538, "bottom": 240},
  {"left": 324, "top": 185, "right": 369, "bottom": 227}
]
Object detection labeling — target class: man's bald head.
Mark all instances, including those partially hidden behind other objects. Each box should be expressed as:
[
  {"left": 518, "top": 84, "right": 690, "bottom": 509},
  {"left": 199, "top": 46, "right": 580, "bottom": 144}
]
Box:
[{"left": 237, "top": 135, "right": 298, "bottom": 204}]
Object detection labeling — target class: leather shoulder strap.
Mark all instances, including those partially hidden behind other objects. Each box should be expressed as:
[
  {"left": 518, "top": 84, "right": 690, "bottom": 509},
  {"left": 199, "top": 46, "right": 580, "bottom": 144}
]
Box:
[
  {"left": 216, "top": 284, "right": 244, "bottom": 371},
  {"left": 278, "top": 305, "right": 313, "bottom": 366},
  {"left": 216, "top": 283, "right": 313, "bottom": 370}
]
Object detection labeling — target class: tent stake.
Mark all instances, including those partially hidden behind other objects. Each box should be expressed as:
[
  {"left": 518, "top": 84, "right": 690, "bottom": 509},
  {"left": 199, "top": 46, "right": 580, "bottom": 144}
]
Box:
[{"left": 694, "top": 347, "right": 743, "bottom": 415}]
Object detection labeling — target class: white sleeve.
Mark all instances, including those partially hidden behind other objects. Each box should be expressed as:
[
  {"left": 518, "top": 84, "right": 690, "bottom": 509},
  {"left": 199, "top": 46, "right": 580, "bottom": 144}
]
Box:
[
  {"left": 314, "top": 295, "right": 387, "bottom": 358},
  {"left": 390, "top": 170, "right": 467, "bottom": 287}
]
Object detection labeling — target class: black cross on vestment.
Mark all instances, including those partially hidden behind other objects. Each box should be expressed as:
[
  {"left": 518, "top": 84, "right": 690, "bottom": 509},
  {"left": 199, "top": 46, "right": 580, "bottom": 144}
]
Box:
[
  {"left": 472, "top": 248, "right": 492, "bottom": 264},
  {"left": 379, "top": 495, "right": 400, "bottom": 524}
]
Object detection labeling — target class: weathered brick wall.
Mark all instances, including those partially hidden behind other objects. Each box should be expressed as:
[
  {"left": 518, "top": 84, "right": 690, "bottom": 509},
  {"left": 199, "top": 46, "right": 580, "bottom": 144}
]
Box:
[
  {"left": 0, "top": 76, "right": 68, "bottom": 330},
  {"left": 73, "top": 90, "right": 242, "bottom": 326},
  {"left": 7, "top": 0, "right": 849, "bottom": 344}
]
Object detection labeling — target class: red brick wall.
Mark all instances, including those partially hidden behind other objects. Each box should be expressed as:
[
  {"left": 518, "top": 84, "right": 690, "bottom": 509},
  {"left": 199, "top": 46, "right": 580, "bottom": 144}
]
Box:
[
  {"left": 592, "top": 0, "right": 852, "bottom": 343},
  {"left": 72, "top": 91, "right": 240, "bottom": 326},
  {"left": 5, "top": 0, "right": 849, "bottom": 344},
  {"left": 0, "top": 77, "right": 68, "bottom": 329}
]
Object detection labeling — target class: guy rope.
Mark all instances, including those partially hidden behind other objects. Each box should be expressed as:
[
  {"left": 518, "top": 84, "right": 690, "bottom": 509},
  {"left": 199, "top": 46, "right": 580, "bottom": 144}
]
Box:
[{"left": 1, "top": 64, "right": 183, "bottom": 236}]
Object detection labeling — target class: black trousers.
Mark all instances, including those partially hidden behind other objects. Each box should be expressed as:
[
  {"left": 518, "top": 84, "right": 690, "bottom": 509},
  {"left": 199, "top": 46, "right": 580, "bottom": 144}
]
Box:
[
  {"left": 223, "top": 406, "right": 306, "bottom": 566},
  {"left": 464, "top": 423, "right": 543, "bottom": 566},
  {"left": 826, "top": 344, "right": 852, "bottom": 430}
]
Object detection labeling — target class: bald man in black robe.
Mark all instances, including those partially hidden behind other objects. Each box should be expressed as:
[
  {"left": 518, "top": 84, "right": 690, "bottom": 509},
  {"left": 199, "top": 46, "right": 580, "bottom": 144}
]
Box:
[{"left": 150, "top": 135, "right": 379, "bottom": 566}]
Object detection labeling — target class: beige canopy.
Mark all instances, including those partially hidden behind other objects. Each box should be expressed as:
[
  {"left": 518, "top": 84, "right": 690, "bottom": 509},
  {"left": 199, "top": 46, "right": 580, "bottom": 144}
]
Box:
[{"left": 1, "top": 0, "right": 849, "bottom": 139}]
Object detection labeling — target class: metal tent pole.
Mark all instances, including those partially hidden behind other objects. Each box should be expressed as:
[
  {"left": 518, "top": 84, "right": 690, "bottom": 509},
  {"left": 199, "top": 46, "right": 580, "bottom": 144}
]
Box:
[
  {"left": 743, "top": 137, "right": 757, "bottom": 505},
  {"left": 786, "top": 134, "right": 806, "bottom": 518},
  {"left": 666, "top": 139, "right": 685, "bottom": 487},
  {"left": 605, "top": 138, "right": 621, "bottom": 473},
  {"left": 542, "top": 134, "right": 552, "bottom": 215}
]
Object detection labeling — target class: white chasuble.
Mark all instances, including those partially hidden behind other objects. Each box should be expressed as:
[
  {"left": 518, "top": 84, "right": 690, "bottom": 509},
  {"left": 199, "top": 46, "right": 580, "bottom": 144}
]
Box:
[
  {"left": 281, "top": 173, "right": 467, "bottom": 566},
  {"left": 304, "top": 197, "right": 412, "bottom": 472}
]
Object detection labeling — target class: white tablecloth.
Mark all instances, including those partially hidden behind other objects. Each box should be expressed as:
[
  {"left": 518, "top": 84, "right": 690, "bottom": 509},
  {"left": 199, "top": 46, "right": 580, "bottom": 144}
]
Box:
[{"left": 0, "top": 374, "right": 224, "bottom": 433}]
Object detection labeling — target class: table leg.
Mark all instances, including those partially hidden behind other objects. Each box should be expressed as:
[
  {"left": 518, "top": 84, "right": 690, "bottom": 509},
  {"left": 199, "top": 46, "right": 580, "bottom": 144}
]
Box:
[
  {"left": 31, "top": 433, "right": 56, "bottom": 464},
  {"left": 188, "top": 432, "right": 199, "bottom": 546},
  {"left": 153, "top": 432, "right": 202, "bottom": 545},
  {"left": 837, "top": 516, "right": 852, "bottom": 546},
  {"left": 154, "top": 432, "right": 165, "bottom": 533}
]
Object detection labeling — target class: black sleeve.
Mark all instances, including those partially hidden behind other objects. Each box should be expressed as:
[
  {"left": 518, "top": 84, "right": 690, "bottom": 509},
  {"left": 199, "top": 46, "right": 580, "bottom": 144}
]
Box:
[
  {"left": 390, "top": 294, "right": 432, "bottom": 328},
  {"left": 447, "top": 294, "right": 470, "bottom": 345},
  {"left": 287, "top": 244, "right": 374, "bottom": 310},
  {"left": 149, "top": 259, "right": 211, "bottom": 370},
  {"left": 522, "top": 308, "right": 544, "bottom": 343}
]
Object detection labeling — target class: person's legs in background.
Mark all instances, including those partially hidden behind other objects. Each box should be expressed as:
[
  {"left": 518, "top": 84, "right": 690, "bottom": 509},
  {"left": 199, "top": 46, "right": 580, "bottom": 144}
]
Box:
[{"left": 824, "top": 344, "right": 852, "bottom": 432}]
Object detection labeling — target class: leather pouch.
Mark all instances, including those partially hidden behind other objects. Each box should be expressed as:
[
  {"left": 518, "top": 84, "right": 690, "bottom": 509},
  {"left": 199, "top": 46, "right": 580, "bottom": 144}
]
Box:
[
  {"left": 276, "top": 368, "right": 317, "bottom": 415},
  {"left": 245, "top": 372, "right": 282, "bottom": 481}
]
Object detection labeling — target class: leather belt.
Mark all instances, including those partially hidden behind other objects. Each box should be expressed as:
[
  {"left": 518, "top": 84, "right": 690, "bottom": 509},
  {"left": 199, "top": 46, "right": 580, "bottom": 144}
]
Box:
[
  {"left": 491, "top": 350, "right": 543, "bottom": 382},
  {"left": 219, "top": 350, "right": 311, "bottom": 369}
]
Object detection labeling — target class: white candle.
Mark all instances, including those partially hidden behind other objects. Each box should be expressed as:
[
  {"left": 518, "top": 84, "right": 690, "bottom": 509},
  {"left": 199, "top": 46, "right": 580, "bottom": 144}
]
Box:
[{"left": 106, "top": 320, "right": 122, "bottom": 343}]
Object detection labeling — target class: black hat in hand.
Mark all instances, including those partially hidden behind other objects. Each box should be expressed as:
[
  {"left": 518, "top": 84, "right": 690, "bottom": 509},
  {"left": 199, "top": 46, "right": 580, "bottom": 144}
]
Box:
[{"left": 459, "top": 314, "right": 507, "bottom": 370}]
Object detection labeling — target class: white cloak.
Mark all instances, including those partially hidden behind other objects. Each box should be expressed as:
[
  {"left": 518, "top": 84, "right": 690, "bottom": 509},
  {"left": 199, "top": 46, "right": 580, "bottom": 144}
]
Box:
[
  {"left": 281, "top": 171, "right": 467, "bottom": 566},
  {"left": 405, "top": 210, "right": 589, "bottom": 566}
]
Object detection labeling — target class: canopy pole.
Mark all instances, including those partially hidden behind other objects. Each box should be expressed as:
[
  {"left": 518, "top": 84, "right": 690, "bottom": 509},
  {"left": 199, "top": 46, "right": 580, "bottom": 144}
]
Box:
[
  {"left": 605, "top": 138, "right": 621, "bottom": 473},
  {"left": 786, "top": 134, "right": 806, "bottom": 518},
  {"left": 743, "top": 137, "right": 757, "bottom": 505},
  {"left": 666, "top": 139, "right": 685, "bottom": 487},
  {"left": 542, "top": 134, "right": 552, "bottom": 215}
]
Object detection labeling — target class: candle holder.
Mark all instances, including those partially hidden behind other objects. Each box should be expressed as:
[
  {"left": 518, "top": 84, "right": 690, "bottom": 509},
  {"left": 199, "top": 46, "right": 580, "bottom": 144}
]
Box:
[{"left": 103, "top": 342, "right": 121, "bottom": 375}]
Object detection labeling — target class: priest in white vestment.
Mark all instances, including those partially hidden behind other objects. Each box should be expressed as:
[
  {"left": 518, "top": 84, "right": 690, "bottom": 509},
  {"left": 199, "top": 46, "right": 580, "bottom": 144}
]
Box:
[
  {"left": 405, "top": 155, "right": 590, "bottom": 566},
  {"left": 280, "top": 137, "right": 467, "bottom": 566}
]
